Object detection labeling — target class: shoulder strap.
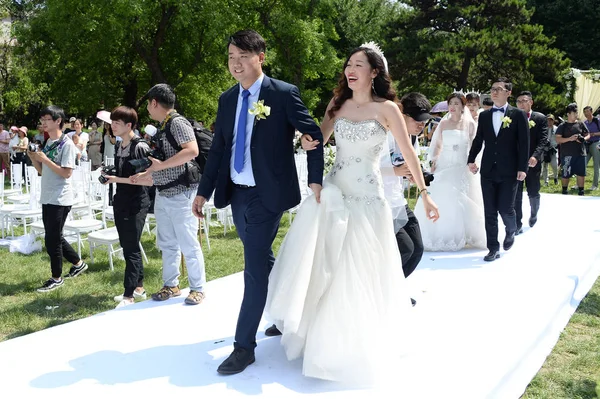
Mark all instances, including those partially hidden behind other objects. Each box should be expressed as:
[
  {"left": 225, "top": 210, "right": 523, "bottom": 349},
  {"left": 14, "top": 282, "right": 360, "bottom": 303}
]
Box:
[{"left": 164, "top": 113, "right": 185, "bottom": 152}]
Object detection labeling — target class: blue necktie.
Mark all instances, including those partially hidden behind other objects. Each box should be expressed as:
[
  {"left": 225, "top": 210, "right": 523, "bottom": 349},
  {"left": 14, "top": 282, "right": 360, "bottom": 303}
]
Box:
[
  {"left": 491, "top": 107, "right": 504, "bottom": 113},
  {"left": 234, "top": 89, "right": 250, "bottom": 173}
]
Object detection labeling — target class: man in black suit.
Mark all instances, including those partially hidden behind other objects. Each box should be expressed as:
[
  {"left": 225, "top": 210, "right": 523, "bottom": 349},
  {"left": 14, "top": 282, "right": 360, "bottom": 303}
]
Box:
[
  {"left": 467, "top": 77, "right": 529, "bottom": 262},
  {"left": 193, "top": 30, "right": 324, "bottom": 375},
  {"left": 514, "top": 91, "right": 548, "bottom": 233}
]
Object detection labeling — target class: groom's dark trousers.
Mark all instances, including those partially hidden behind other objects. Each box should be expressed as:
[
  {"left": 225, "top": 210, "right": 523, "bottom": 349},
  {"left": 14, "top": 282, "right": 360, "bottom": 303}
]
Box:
[
  {"left": 230, "top": 185, "right": 283, "bottom": 350},
  {"left": 480, "top": 166, "right": 519, "bottom": 252}
]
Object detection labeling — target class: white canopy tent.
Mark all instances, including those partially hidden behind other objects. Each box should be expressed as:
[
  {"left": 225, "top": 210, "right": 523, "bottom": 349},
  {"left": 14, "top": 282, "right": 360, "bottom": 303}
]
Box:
[{"left": 573, "top": 68, "right": 600, "bottom": 118}]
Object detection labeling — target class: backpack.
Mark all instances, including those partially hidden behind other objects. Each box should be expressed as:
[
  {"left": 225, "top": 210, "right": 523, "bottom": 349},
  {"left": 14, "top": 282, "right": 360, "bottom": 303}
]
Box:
[{"left": 164, "top": 114, "right": 213, "bottom": 174}]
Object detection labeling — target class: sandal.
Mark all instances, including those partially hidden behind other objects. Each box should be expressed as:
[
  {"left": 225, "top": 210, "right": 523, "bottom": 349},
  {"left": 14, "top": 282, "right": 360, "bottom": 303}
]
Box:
[{"left": 151, "top": 285, "right": 181, "bottom": 301}]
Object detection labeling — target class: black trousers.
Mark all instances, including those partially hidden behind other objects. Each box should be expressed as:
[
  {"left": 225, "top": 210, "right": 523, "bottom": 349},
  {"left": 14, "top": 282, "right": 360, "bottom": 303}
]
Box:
[
  {"left": 42, "top": 204, "right": 80, "bottom": 279},
  {"left": 515, "top": 164, "right": 541, "bottom": 229},
  {"left": 114, "top": 206, "right": 148, "bottom": 297},
  {"left": 230, "top": 185, "right": 283, "bottom": 351},
  {"left": 481, "top": 174, "right": 518, "bottom": 252},
  {"left": 395, "top": 205, "right": 424, "bottom": 278}
]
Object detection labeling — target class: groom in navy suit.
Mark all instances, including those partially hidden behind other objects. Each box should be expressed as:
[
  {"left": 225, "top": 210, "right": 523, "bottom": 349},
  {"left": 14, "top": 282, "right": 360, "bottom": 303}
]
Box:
[
  {"left": 193, "top": 30, "right": 324, "bottom": 374},
  {"left": 467, "top": 77, "right": 529, "bottom": 262}
]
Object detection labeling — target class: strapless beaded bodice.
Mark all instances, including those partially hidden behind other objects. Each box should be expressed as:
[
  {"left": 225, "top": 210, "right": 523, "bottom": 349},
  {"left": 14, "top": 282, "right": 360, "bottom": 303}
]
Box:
[{"left": 328, "top": 118, "right": 387, "bottom": 205}]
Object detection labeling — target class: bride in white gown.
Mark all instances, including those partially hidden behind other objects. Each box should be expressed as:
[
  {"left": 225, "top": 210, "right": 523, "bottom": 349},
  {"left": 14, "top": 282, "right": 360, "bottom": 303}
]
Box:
[
  {"left": 265, "top": 44, "right": 439, "bottom": 383},
  {"left": 415, "top": 92, "right": 486, "bottom": 251}
]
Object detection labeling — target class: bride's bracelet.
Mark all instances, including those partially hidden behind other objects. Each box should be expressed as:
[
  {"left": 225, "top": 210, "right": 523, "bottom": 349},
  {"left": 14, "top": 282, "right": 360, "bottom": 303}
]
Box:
[{"left": 418, "top": 188, "right": 429, "bottom": 197}]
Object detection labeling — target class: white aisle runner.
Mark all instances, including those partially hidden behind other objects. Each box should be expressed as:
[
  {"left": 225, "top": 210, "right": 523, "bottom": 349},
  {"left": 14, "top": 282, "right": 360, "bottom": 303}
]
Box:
[{"left": 0, "top": 194, "right": 598, "bottom": 398}]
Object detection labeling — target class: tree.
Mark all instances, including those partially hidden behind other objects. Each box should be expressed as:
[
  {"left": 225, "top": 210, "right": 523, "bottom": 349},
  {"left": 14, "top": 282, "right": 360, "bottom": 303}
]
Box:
[
  {"left": 528, "top": 0, "right": 600, "bottom": 70},
  {"left": 385, "top": 0, "right": 571, "bottom": 112}
]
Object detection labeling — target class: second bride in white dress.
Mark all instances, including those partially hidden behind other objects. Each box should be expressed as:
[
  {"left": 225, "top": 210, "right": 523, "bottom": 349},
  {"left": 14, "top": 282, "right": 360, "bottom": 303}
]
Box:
[
  {"left": 415, "top": 92, "right": 486, "bottom": 251},
  {"left": 265, "top": 44, "right": 439, "bottom": 384}
]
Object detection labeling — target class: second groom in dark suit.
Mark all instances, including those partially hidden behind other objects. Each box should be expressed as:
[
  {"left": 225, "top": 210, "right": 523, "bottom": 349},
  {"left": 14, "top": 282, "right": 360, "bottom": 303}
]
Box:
[
  {"left": 514, "top": 91, "right": 548, "bottom": 233},
  {"left": 193, "top": 30, "right": 324, "bottom": 375},
  {"left": 467, "top": 77, "right": 529, "bottom": 262}
]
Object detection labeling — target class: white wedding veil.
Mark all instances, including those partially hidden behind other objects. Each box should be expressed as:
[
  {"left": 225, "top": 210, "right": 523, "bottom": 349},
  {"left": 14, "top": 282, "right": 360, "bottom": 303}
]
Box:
[{"left": 427, "top": 95, "right": 476, "bottom": 167}]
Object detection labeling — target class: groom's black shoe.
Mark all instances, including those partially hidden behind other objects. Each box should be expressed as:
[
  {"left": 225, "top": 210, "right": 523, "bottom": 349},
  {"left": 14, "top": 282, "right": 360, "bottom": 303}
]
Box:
[
  {"left": 265, "top": 324, "right": 282, "bottom": 336},
  {"left": 217, "top": 347, "right": 255, "bottom": 375},
  {"left": 483, "top": 250, "right": 500, "bottom": 262},
  {"left": 503, "top": 233, "right": 515, "bottom": 251},
  {"left": 515, "top": 227, "right": 523, "bottom": 236}
]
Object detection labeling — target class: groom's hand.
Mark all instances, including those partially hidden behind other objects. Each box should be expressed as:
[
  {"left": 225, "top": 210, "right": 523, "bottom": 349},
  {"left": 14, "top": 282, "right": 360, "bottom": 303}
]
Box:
[
  {"left": 309, "top": 183, "right": 322, "bottom": 203},
  {"left": 517, "top": 171, "right": 526, "bottom": 181},
  {"left": 193, "top": 195, "right": 207, "bottom": 219},
  {"left": 468, "top": 163, "right": 478, "bottom": 174}
]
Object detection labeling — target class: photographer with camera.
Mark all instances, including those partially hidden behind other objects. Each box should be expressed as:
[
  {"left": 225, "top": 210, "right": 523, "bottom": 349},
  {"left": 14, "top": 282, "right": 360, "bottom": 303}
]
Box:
[
  {"left": 556, "top": 103, "right": 590, "bottom": 196},
  {"left": 29, "top": 105, "right": 88, "bottom": 292},
  {"left": 131, "top": 84, "right": 206, "bottom": 305},
  {"left": 99, "top": 106, "right": 152, "bottom": 308}
]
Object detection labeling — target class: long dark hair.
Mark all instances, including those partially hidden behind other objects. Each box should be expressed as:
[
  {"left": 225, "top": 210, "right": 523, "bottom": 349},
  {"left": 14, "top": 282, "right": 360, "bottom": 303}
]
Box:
[{"left": 328, "top": 47, "right": 396, "bottom": 119}]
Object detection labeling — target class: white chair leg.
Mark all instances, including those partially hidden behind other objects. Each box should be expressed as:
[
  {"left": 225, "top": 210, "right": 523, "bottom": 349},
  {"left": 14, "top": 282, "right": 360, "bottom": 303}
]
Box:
[
  {"left": 90, "top": 241, "right": 95, "bottom": 264},
  {"left": 108, "top": 244, "right": 114, "bottom": 271},
  {"left": 77, "top": 233, "right": 82, "bottom": 258},
  {"left": 139, "top": 242, "right": 148, "bottom": 264}
]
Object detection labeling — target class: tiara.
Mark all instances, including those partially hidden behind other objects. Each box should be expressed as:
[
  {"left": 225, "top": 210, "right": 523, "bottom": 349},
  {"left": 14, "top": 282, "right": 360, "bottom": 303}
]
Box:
[
  {"left": 453, "top": 89, "right": 465, "bottom": 96},
  {"left": 361, "top": 41, "right": 388, "bottom": 72}
]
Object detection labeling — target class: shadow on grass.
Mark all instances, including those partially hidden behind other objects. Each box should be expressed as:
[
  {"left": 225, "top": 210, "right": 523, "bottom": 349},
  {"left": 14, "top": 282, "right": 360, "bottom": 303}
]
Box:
[
  {"left": 564, "top": 378, "right": 597, "bottom": 398},
  {"left": 1, "top": 293, "right": 113, "bottom": 340},
  {"left": 0, "top": 281, "right": 39, "bottom": 296},
  {"left": 576, "top": 292, "right": 600, "bottom": 317}
]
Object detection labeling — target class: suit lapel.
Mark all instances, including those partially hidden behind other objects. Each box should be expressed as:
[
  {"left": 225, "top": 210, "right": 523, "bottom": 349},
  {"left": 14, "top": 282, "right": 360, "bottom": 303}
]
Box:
[
  {"left": 250, "top": 76, "right": 272, "bottom": 140},
  {"left": 224, "top": 86, "right": 239, "bottom": 144}
]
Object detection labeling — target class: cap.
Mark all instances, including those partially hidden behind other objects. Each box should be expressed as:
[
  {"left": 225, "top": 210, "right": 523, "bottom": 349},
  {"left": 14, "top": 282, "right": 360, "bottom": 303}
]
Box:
[
  {"left": 546, "top": 114, "right": 555, "bottom": 120},
  {"left": 10, "top": 125, "right": 18, "bottom": 131},
  {"left": 69, "top": 117, "right": 76, "bottom": 123},
  {"left": 144, "top": 125, "right": 157, "bottom": 137},
  {"left": 96, "top": 110, "right": 112, "bottom": 124},
  {"left": 404, "top": 105, "right": 434, "bottom": 122}
]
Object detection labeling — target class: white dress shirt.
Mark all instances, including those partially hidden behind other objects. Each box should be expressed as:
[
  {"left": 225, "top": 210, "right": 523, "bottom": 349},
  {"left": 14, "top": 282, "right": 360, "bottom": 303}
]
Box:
[
  {"left": 230, "top": 74, "right": 264, "bottom": 186},
  {"left": 492, "top": 103, "right": 508, "bottom": 136}
]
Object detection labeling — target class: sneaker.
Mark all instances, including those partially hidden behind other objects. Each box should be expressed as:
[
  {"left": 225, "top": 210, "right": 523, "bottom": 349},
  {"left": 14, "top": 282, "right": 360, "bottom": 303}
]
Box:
[
  {"left": 114, "top": 290, "right": 147, "bottom": 302},
  {"left": 37, "top": 278, "right": 64, "bottom": 293},
  {"left": 592, "top": 186, "right": 598, "bottom": 191},
  {"left": 151, "top": 285, "right": 181, "bottom": 301},
  {"left": 116, "top": 299, "right": 135, "bottom": 308},
  {"left": 64, "top": 262, "right": 88, "bottom": 278},
  {"left": 184, "top": 290, "right": 205, "bottom": 305}
]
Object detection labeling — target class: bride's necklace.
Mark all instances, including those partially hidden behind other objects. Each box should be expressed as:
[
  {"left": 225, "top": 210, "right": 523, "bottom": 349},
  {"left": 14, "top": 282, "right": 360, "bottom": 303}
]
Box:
[{"left": 354, "top": 100, "right": 370, "bottom": 108}]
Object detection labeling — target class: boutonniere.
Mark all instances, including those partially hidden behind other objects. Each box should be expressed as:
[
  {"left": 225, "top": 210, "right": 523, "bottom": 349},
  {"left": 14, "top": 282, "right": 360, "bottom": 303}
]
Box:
[
  {"left": 502, "top": 116, "right": 512, "bottom": 129},
  {"left": 529, "top": 120, "right": 536, "bottom": 128},
  {"left": 249, "top": 100, "right": 271, "bottom": 122}
]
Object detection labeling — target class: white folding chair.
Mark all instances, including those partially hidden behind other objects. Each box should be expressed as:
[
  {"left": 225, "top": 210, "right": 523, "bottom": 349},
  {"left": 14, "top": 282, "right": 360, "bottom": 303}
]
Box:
[
  {"left": 10, "top": 167, "right": 42, "bottom": 234},
  {"left": 87, "top": 226, "right": 148, "bottom": 271}
]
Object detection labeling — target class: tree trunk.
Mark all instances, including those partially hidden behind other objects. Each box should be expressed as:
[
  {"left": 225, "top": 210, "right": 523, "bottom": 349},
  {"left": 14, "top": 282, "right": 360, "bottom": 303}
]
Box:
[
  {"left": 122, "top": 78, "right": 138, "bottom": 109},
  {"left": 457, "top": 50, "right": 474, "bottom": 90}
]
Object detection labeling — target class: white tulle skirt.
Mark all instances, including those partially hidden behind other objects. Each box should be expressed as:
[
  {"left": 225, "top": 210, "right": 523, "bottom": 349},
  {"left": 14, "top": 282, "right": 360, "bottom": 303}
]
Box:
[
  {"left": 415, "top": 164, "right": 486, "bottom": 251},
  {"left": 265, "top": 181, "right": 412, "bottom": 384}
]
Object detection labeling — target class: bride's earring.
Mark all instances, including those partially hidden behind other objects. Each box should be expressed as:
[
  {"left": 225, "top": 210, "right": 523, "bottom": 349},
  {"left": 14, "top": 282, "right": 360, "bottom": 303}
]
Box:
[{"left": 371, "top": 78, "right": 376, "bottom": 94}]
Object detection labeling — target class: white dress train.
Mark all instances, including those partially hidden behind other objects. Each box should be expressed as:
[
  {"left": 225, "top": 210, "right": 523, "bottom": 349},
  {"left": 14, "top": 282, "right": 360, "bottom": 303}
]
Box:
[{"left": 265, "top": 118, "right": 412, "bottom": 384}]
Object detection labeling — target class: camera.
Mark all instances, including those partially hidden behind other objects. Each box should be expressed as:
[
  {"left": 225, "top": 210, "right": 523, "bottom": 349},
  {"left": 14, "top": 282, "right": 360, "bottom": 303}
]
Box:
[
  {"left": 423, "top": 171, "right": 435, "bottom": 186},
  {"left": 577, "top": 134, "right": 586, "bottom": 143},
  {"left": 98, "top": 165, "right": 117, "bottom": 184},
  {"left": 28, "top": 143, "right": 40, "bottom": 152},
  {"left": 128, "top": 135, "right": 165, "bottom": 174}
]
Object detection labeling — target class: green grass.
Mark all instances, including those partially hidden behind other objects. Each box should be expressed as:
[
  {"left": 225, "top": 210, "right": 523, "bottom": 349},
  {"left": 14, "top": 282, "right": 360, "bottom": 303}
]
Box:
[{"left": 0, "top": 165, "right": 599, "bottom": 397}]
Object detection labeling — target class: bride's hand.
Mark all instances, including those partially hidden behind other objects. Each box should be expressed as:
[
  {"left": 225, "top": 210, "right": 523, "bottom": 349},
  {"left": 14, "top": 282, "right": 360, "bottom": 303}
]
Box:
[
  {"left": 309, "top": 183, "right": 322, "bottom": 203},
  {"left": 421, "top": 193, "right": 440, "bottom": 222}
]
